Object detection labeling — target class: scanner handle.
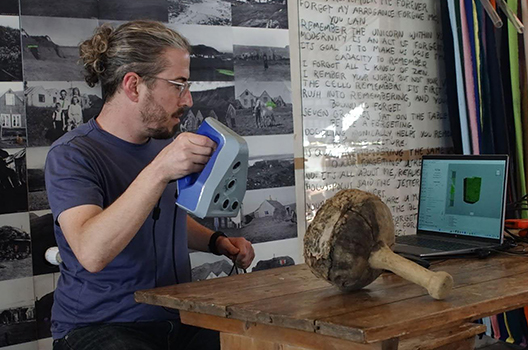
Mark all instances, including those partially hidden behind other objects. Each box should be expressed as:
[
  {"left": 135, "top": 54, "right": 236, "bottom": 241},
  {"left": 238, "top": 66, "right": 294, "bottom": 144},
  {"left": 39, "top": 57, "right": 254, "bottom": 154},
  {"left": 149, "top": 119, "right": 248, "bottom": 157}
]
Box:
[{"left": 177, "top": 120, "right": 225, "bottom": 191}]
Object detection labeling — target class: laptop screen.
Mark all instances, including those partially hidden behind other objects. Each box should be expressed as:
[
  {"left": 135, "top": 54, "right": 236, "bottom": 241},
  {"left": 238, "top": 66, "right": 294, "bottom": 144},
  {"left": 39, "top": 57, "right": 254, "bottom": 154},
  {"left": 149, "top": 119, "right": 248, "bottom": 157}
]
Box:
[{"left": 417, "top": 155, "right": 508, "bottom": 241}]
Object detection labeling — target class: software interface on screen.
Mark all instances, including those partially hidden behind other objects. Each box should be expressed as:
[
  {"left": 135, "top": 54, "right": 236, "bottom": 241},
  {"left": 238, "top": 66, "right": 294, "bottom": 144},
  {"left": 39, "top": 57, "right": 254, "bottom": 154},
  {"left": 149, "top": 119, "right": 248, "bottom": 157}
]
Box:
[{"left": 417, "top": 158, "right": 507, "bottom": 240}]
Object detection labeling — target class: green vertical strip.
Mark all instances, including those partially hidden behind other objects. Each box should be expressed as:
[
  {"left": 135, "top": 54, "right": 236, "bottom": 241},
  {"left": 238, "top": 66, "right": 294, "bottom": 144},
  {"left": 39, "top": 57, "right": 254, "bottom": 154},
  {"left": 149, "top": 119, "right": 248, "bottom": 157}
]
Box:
[
  {"left": 472, "top": 0, "right": 483, "bottom": 128},
  {"left": 508, "top": 0, "right": 527, "bottom": 216}
]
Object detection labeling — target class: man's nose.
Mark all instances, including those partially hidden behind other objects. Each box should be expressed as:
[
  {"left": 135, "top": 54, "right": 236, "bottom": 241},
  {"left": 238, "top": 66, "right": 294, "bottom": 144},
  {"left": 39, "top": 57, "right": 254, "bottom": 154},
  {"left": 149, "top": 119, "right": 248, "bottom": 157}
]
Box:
[{"left": 180, "top": 89, "right": 193, "bottom": 108}]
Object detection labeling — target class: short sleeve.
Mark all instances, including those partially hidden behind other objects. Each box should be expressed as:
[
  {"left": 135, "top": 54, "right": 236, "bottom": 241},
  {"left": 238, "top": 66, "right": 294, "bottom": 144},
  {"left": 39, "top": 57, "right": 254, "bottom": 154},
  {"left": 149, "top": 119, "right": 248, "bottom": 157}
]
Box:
[{"left": 45, "top": 144, "right": 104, "bottom": 221}]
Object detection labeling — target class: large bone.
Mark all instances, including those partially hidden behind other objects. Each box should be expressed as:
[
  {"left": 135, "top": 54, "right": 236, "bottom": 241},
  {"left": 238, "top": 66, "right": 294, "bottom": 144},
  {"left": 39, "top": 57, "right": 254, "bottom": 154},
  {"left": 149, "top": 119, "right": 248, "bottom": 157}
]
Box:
[{"left": 304, "top": 189, "right": 453, "bottom": 300}]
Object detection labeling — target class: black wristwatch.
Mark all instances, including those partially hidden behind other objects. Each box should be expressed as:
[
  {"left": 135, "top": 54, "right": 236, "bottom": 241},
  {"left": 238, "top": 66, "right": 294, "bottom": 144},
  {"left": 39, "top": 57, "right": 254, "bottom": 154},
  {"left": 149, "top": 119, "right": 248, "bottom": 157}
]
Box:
[{"left": 208, "top": 231, "right": 227, "bottom": 256}]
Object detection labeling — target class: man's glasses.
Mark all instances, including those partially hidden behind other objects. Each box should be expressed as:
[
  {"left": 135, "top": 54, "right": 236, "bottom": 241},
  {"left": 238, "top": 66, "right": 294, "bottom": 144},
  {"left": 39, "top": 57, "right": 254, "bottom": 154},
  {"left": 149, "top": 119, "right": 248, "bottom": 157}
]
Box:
[{"left": 146, "top": 76, "right": 192, "bottom": 97}]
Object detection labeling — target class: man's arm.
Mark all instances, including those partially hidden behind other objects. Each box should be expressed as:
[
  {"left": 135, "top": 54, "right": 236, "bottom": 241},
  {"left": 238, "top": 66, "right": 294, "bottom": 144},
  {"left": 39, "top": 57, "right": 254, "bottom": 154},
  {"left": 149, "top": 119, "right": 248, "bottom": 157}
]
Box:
[
  {"left": 55, "top": 132, "right": 215, "bottom": 273},
  {"left": 187, "top": 216, "right": 255, "bottom": 269}
]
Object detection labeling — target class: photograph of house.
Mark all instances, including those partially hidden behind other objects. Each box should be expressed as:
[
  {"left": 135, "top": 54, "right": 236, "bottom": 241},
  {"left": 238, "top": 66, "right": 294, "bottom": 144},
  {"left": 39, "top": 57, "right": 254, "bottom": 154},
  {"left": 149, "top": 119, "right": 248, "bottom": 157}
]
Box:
[
  {"left": 0, "top": 83, "right": 26, "bottom": 147},
  {"left": 190, "top": 186, "right": 297, "bottom": 244},
  {"left": 25, "top": 81, "right": 103, "bottom": 146},
  {"left": 233, "top": 81, "right": 292, "bottom": 135}
]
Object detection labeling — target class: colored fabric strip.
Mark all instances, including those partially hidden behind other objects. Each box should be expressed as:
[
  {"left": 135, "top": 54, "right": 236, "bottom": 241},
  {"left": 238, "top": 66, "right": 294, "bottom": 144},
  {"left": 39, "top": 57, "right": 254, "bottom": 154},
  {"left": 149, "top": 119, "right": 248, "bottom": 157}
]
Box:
[
  {"left": 506, "top": 309, "right": 525, "bottom": 345},
  {"left": 448, "top": 0, "right": 471, "bottom": 154},
  {"left": 499, "top": 9, "right": 522, "bottom": 212},
  {"left": 473, "top": 1, "right": 483, "bottom": 129},
  {"left": 523, "top": 0, "right": 528, "bottom": 85},
  {"left": 507, "top": 0, "right": 527, "bottom": 206},
  {"left": 466, "top": 0, "right": 483, "bottom": 149},
  {"left": 460, "top": 0, "right": 481, "bottom": 153},
  {"left": 483, "top": 316, "right": 493, "bottom": 337},
  {"left": 519, "top": 2, "right": 528, "bottom": 193},
  {"left": 485, "top": 8, "right": 509, "bottom": 155},
  {"left": 504, "top": 312, "right": 515, "bottom": 343},
  {"left": 498, "top": 313, "right": 509, "bottom": 342},
  {"left": 476, "top": 1, "right": 495, "bottom": 153},
  {"left": 441, "top": 0, "right": 463, "bottom": 154},
  {"left": 491, "top": 314, "right": 501, "bottom": 339}
]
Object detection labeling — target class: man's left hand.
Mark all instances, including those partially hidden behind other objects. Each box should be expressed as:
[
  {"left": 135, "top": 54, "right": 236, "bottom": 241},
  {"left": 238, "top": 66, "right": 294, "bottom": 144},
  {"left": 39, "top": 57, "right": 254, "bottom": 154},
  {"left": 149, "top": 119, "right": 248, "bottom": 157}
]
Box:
[{"left": 216, "top": 236, "right": 255, "bottom": 270}]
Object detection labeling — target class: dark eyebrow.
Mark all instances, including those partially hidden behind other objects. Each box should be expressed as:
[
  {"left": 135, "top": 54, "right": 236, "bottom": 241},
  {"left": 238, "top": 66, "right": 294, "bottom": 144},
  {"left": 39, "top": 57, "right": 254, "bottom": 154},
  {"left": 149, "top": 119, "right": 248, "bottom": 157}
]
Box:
[{"left": 171, "top": 77, "right": 188, "bottom": 82}]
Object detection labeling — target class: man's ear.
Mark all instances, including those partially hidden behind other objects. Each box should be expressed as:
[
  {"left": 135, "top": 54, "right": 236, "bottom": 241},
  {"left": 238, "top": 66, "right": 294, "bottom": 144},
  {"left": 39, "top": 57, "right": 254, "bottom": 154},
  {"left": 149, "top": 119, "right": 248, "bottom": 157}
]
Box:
[{"left": 122, "top": 72, "right": 142, "bottom": 102}]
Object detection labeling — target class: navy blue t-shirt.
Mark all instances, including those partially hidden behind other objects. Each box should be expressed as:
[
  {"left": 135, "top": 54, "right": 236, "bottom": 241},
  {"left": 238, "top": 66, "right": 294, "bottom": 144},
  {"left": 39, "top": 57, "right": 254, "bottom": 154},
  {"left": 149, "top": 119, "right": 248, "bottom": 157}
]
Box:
[{"left": 45, "top": 118, "right": 191, "bottom": 339}]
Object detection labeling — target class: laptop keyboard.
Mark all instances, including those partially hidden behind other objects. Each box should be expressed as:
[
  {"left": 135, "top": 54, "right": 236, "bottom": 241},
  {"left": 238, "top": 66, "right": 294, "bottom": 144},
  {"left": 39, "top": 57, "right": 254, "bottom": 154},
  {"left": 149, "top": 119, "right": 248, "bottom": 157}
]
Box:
[{"left": 397, "top": 235, "right": 477, "bottom": 251}]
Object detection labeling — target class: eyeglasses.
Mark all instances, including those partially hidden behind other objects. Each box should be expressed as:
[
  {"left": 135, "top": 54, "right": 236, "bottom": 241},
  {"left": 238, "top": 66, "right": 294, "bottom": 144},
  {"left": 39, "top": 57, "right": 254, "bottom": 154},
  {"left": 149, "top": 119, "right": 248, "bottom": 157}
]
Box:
[{"left": 145, "top": 76, "right": 192, "bottom": 97}]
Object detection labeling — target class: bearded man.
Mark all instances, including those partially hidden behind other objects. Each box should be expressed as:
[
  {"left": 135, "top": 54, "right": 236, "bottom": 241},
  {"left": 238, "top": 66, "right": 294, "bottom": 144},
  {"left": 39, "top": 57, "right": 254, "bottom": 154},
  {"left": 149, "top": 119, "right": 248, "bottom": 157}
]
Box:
[{"left": 45, "top": 20, "right": 254, "bottom": 350}]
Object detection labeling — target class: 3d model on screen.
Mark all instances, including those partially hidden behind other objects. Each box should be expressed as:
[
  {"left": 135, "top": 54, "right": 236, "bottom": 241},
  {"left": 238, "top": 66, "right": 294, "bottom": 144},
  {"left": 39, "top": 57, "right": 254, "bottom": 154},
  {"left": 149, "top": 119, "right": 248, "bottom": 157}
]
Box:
[{"left": 464, "top": 177, "right": 482, "bottom": 204}]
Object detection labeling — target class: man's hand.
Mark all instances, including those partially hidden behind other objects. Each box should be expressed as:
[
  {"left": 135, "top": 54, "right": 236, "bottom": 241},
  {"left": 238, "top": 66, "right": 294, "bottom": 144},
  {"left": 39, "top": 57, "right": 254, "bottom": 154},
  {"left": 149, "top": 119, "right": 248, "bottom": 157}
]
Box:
[
  {"left": 216, "top": 236, "right": 255, "bottom": 270},
  {"left": 153, "top": 132, "right": 216, "bottom": 183}
]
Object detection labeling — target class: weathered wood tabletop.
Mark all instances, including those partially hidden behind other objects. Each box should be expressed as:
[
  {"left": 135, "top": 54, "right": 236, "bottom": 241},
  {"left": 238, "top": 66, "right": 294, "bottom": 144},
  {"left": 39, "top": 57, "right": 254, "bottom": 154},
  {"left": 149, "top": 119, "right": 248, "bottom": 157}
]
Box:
[{"left": 135, "top": 254, "right": 528, "bottom": 348}]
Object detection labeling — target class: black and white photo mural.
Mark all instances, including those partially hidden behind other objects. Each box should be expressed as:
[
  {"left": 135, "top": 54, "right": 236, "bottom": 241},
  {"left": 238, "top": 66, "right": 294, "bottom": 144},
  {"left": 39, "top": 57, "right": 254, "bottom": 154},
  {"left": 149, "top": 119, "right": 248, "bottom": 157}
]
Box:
[
  {"left": 20, "top": 0, "right": 98, "bottom": 19},
  {"left": 0, "top": 82, "right": 26, "bottom": 148},
  {"left": 191, "top": 185, "right": 296, "bottom": 244},
  {"left": 0, "top": 147, "right": 27, "bottom": 215},
  {"left": 0, "top": 278, "right": 37, "bottom": 348},
  {"left": 171, "top": 24, "right": 234, "bottom": 82},
  {"left": 0, "top": 212, "right": 32, "bottom": 282},
  {"left": 20, "top": 16, "right": 99, "bottom": 82},
  {"left": 0, "top": 0, "right": 19, "bottom": 16},
  {"left": 30, "top": 210, "right": 58, "bottom": 277},
  {"left": 169, "top": 0, "right": 231, "bottom": 26},
  {"left": 190, "top": 236, "right": 298, "bottom": 281},
  {"left": 246, "top": 134, "right": 294, "bottom": 190},
  {"left": 232, "top": 0, "right": 288, "bottom": 29},
  {"left": 25, "top": 81, "right": 103, "bottom": 147},
  {"left": 180, "top": 82, "right": 235, "bottom": 132},
  {"left": 240, "top": 186, "right": 297, "bottom": 243},
  {"left": 26, "top": 147, "right": 49, "bottom": 212},
  {"left": 0, "top": 213, "right": 36, "bottom": 348},
  {"left": 234, "top": 81, "right": 292, "bottom": 135},
  {"left": 233, "top": 27, "right": 290, "bottom": 82},
  {"left": 98, "top": 0, "right": 168, "bottom": 21},
  {"left": 0, "top": 16, "right": 23, "bottom": 82},
  {"left": 33, "top": 272, "right": 58, "bottom": 341}
]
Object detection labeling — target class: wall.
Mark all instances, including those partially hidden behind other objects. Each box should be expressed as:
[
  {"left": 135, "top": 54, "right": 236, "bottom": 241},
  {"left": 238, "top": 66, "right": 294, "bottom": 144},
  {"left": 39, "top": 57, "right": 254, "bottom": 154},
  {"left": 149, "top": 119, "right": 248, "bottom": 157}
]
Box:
[
  {"left": 0, "top": 0, "right": 298, "bottom": 348},
  {"left": 289, "top": 0, "right": 453, "bottom": 236}
]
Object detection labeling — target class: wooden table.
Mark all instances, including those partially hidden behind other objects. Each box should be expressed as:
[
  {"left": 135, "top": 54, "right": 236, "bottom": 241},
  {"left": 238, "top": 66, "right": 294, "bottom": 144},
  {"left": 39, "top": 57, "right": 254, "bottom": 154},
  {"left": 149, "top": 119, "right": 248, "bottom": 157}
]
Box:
[{"left": 135, "top": 254, "right": 528, "bottom": 350}]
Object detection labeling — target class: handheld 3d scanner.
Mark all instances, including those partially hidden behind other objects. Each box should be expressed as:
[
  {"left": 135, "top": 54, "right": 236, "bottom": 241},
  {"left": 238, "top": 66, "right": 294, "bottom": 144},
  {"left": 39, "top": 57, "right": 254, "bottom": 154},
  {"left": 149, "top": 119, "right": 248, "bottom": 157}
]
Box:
[{"left": 175, "top": 118, "right": 249, "bottom": 218}]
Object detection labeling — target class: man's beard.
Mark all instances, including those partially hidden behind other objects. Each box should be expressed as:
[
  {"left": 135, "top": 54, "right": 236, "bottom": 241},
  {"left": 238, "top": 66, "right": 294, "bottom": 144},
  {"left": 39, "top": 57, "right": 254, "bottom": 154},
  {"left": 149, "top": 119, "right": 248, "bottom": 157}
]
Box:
[{"left": 140, "top": 91, "right": 185, "bottom": 139}]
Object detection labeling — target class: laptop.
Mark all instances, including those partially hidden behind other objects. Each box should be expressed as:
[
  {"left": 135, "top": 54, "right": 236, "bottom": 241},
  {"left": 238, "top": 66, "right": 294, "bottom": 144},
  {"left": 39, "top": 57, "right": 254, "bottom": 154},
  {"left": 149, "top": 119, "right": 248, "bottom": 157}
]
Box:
[{"left": 393, "top": 154, "right": 509, "bottom": 258}]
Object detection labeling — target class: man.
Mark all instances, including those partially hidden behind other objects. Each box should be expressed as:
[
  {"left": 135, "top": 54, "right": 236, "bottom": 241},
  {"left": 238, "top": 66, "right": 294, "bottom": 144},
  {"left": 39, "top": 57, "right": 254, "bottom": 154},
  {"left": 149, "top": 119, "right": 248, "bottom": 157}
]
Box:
[
  {"left": 58, "top": 89, "right": 69, "bottom": 130},
  {"left": 45, "top": 20, "right": 254, "bottom": 350}
]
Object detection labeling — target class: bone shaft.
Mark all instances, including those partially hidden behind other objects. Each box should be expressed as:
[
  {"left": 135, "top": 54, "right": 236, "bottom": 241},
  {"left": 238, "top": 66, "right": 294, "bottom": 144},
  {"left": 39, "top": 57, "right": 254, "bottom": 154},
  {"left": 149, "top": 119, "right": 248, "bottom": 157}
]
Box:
[{"left": 368, "top": 243, "right": 450, "bottom": 299}]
